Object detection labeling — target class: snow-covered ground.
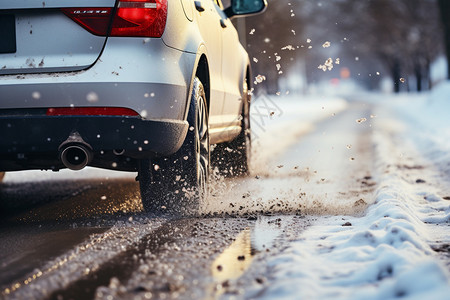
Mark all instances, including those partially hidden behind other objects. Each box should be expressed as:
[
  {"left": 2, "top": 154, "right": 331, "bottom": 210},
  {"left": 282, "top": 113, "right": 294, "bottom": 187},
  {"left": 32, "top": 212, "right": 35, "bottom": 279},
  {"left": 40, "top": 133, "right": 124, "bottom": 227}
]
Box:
[
  {"left": 234, "top": 83, "right": 450, "bottom": 299},
  {"left": 249, "top": 93, "right": 348, "bottom": 175}
]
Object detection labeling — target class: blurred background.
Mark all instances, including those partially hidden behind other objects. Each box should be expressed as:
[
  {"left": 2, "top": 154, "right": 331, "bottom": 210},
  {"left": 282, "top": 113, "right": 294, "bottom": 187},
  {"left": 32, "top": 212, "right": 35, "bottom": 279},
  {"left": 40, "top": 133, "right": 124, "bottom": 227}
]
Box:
[{"left": 233, "top": 0, "right": 450, "bottom": 95}]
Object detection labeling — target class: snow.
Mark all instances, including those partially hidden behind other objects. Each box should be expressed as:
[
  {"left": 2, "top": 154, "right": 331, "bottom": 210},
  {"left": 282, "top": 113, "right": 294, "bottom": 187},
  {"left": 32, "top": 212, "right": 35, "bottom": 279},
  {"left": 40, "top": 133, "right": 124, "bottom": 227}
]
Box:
[
  {"left": 3, "top": 164, "right": 135, "bottom": 183},
  {"left": 243, "top": 82, "right": 450, "bottom": 300},
  {"left": 384, "top": 81, "right": 450, "bottom": 140},
  {"left": 250, "top": 93, "right": 347, "bottom": 174},
  {"left": 255, "top": 168, "right": 449, "bottom": 299}
]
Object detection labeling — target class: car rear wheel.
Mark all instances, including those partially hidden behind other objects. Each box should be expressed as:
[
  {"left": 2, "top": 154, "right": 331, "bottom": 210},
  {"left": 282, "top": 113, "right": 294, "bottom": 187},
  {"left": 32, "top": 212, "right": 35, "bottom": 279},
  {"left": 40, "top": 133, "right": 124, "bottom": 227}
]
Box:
[
  {"left": 212, "top": 79, "right": 251, "bottom": 177},
  {"left": 138, "top": 77, "right": 210, "bottom": 214}
]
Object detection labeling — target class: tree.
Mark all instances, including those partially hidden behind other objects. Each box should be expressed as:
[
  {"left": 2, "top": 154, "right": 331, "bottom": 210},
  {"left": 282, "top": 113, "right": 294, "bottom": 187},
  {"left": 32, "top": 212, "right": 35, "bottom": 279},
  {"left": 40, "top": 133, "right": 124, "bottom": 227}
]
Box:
[
  {"left": 332, "top": 0, "right": 443, "bottom": 92},
  {"left": 438, "top": 0, "right": 450, "bottom": 79},
  {"left": 238, "top": 0, "right": 444, "bottom": 93}
]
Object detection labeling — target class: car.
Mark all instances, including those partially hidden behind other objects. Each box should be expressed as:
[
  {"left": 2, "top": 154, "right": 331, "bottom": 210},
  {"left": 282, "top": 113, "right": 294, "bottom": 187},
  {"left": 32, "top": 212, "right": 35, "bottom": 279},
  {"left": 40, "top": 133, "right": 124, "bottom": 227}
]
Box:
[{"left": 0, "top": 0, "right": 267, "bottom": 213}]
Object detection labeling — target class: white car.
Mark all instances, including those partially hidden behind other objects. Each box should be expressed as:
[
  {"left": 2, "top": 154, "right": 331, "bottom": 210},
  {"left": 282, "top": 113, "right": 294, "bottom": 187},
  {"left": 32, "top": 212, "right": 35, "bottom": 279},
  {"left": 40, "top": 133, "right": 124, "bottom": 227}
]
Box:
[{"left": 0, "top": 0, "right": 267, "bottom": 212}]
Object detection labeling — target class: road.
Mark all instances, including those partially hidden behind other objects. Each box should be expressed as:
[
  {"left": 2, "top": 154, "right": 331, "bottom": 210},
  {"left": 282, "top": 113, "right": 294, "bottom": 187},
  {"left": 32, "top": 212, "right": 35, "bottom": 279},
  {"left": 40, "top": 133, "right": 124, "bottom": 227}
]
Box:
[{"left": 1, "top": 98, "right": 441, "bottom": 300}]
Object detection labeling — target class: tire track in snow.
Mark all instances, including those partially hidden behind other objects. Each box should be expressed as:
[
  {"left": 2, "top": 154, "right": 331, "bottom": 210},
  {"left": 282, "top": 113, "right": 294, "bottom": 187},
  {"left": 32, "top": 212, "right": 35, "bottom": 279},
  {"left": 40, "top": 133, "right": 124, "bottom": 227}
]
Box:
[{"left": 204, "top": 102, "right": 377, "bottom": 217}]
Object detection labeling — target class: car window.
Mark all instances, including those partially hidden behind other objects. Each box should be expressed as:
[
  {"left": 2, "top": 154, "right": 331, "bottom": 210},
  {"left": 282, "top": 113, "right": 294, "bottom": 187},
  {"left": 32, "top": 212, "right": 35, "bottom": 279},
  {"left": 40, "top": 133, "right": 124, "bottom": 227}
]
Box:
[{"left": 219, "top": 0, "right": 229, "bottom": 9}]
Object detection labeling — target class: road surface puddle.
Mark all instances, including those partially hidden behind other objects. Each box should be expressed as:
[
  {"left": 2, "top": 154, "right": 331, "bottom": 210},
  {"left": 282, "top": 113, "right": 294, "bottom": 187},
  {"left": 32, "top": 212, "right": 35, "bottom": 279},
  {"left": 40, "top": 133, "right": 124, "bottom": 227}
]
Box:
[
  {"left": 212, "top": 229, "right": 253, "bottom": 282},
  {"left": 209, "top": 216, "right": 297, "bottom": 298}
]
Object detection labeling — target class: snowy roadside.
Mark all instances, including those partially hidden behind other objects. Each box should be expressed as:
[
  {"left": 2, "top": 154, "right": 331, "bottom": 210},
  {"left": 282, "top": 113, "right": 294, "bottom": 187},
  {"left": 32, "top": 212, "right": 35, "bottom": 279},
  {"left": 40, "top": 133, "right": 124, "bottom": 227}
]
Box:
[
  {"left": 380, "top": 82, "right": 450, "bottom": 180},
  {"left": 249, "top": 93, "right": 347, "bottom": 174},
  {"left": 222, "top": 85, "right": 450, "bottom": 299}
]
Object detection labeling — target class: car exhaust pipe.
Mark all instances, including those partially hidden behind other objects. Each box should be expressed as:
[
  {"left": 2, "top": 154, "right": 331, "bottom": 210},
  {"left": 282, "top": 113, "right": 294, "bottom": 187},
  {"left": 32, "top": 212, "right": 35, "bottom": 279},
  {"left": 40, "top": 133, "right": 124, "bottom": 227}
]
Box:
[
  {"left": 113, "top": 149, "right": 125, "bottom": 156},
  {"left": 60, "top": 145, "right": 92, "bottom": 170},
  {"left": 59, "top": 132, "right": 93, "bottom": 171}
]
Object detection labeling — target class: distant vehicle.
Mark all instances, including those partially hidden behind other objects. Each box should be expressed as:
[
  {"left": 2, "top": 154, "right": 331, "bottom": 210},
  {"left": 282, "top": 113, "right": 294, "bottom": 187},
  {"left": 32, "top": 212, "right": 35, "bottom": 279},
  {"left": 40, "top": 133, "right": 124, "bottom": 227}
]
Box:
[{"left": 0, "top": 0, "right": 267, "bottom": 212}]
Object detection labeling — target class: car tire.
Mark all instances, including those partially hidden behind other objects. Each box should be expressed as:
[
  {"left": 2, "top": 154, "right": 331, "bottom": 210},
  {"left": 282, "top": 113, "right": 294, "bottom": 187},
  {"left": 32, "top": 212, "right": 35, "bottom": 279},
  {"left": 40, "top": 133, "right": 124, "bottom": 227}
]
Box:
[
  {"left": 138, "top": 77, "right": 210, "bottom": 214},
  {"left": 212, "top": 79, "right": 251, "bottom": 177}
]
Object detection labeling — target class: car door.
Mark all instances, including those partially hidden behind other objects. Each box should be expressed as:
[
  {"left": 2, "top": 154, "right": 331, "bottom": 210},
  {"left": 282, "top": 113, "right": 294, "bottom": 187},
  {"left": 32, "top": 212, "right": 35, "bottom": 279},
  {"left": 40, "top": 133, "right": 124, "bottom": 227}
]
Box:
[
  {"left": 193, "top": 0, "right": 225, "bottom": 136},
  {"left": 217, "top": 0, "right": 245, "bottom": 141}
]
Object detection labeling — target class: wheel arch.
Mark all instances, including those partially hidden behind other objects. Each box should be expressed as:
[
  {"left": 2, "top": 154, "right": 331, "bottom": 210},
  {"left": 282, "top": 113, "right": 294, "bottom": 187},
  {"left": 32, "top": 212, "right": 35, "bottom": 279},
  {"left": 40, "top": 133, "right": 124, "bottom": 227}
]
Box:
[
  {"left": 239, "top": 55, "right": 252, "bottom": 116},
  {"left": 195, "top": 54, "right": 211, "bottom": 115},
  {"left": 243, "top": 64, "right": 252, "bottom": 115},
  {"left": 184, "top": 45, "right": 210, "bottom": 121},
  {"left": 245, "top": 63, "right": 252, "bottom": 101}
]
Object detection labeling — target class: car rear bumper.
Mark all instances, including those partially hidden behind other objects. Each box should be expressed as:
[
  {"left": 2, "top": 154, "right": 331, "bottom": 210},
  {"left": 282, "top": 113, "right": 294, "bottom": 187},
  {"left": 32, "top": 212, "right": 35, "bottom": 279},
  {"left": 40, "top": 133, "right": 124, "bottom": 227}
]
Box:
[
  {"left": 0, "top": 115, "right": 188, "bottom": 171},
  {"left": 0, "top": 37, "right": 196, "bottom": 172}
]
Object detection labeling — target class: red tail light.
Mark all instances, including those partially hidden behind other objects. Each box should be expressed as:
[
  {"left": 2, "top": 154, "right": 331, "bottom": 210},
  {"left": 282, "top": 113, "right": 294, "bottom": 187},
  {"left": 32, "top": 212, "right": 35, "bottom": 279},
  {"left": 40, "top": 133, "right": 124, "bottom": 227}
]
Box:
[
  {"left": 46, "top": 107, "right": 140, "bottom": 116},
  {"left": 61, "top": 8, "right": 113, "bottom": 36},
  {"left": 62, "top": 0, "right": 167, "bottom": 37},
  {"left": 112, "top": 0, "right": 168, "bottom": 37}
]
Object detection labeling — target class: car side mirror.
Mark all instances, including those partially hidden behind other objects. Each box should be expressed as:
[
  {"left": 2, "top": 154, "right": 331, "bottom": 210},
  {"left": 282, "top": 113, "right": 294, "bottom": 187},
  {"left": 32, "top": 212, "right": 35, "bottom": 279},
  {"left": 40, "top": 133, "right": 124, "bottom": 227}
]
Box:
[{"left": 224, "top": 0, "right": 267, "bottom": 19}]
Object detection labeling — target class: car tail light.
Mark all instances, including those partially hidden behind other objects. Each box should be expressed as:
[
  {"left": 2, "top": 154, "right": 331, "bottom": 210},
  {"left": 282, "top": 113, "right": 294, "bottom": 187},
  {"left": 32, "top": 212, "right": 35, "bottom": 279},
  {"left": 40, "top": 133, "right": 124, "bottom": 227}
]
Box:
[
  {"left": 111, "top": 0, "right": 167, "bottom": 37},
  {"left": 61, "top": 8, "right": 113, "bottom": 36},
  {"left": 62, "top": 0, "right": 167, "bottom": 37},
  {"left": 46, "top": 107, "right": 140, "bottom": 116}
]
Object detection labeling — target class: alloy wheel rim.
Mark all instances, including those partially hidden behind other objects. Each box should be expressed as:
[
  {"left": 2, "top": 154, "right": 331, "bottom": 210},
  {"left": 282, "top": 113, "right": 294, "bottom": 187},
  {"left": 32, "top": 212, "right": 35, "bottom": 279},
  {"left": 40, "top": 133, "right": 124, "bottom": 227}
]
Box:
[{"left": 196, "top": 93, "right": 209, "bottom": 198}]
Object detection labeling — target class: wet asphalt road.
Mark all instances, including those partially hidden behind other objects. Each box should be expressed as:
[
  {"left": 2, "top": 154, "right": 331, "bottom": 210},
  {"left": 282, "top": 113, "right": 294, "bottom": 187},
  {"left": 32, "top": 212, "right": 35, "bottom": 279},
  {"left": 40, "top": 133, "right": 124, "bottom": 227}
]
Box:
[{"left": 0, "top": 102, "right": 376, "bottom": 299}]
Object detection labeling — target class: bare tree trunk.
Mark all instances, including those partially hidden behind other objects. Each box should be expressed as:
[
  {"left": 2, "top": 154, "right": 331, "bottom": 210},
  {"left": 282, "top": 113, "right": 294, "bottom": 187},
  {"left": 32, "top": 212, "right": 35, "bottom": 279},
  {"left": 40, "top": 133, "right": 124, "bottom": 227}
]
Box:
[
  {"left": 425, "top": 58, "right": 432, "bottom": 90},
  {"left": 392, "top": 61, "right": 401, "bottom": 93},
  {"left": 415, "top": 64, "right": 422, "bottom": 92},
  {"left": 438, "top": 0, "right": 450, "bottom": 79}
]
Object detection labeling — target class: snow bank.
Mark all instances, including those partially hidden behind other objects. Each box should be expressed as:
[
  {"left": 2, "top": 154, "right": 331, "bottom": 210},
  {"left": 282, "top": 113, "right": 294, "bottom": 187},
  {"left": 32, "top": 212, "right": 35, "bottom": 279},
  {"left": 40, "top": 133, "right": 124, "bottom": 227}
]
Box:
[
  {"left": 253, "top": 176, "right": 450, "bottom": 299},
  {"left": 244, "top": 88, "right": 450, "bottom": 300},
  {"left": 428, "top": 81, "right": 450, "bottom": 131},
  {"left": 382, "top": 81, "right": 450, "bottom": 178},
  {"left": 383, "top": 81, "right": 450, "bottom": 146}
]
